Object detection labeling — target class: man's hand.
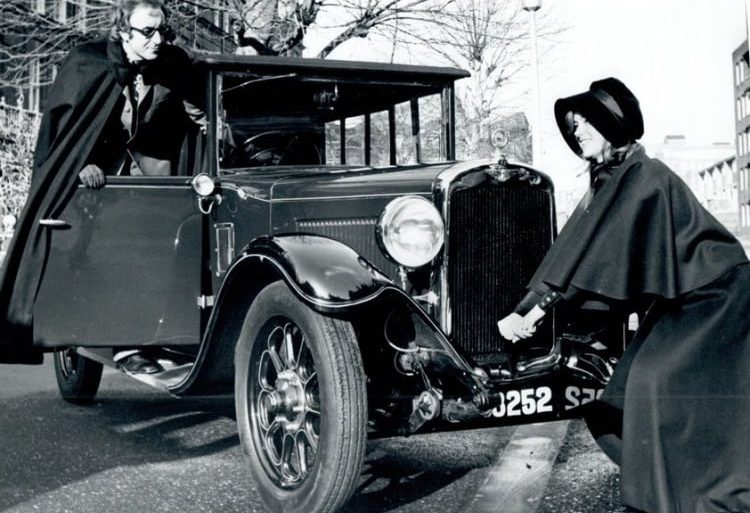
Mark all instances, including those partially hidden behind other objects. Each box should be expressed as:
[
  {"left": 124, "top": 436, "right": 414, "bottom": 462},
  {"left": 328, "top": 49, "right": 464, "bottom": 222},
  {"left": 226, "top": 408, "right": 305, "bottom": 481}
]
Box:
[{"left": 78, "top": 164, "right": 105, "bottom": 188}]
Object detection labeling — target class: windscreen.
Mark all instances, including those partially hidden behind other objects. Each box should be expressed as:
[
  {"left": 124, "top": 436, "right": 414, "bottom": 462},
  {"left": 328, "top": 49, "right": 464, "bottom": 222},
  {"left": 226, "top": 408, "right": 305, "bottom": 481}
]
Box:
[{"left": 218, "top": 73, "right": 447, "bottom": 170}]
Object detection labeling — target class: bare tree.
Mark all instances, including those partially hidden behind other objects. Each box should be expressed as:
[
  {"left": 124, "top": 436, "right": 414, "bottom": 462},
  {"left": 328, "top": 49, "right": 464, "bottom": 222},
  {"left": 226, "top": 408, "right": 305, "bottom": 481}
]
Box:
[
  {"left": 231, "top": 0, "right": 450, "bottom": 58},
  {"left": 0, "top": 97, "right": 37, "bottom": 221},
  {"left": 0, "top": 0, "right": 454, "bottom": 96},
  {"left": 403, "top": 0, "right": 561, "bottom": 160}
]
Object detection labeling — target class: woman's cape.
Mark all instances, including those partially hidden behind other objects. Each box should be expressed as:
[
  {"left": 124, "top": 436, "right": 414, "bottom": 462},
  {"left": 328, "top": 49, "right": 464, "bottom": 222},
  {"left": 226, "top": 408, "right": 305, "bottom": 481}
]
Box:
[
  {"left": 528, "top": 146, "right": 747, "bottom": 302},
  {"left": 0, "top": 40, "right": 128, "bottom": 363}
]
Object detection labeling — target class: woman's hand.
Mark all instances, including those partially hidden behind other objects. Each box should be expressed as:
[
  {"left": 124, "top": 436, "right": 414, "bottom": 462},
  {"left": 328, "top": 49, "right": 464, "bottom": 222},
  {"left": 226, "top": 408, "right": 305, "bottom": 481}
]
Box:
[
  {"left": 497, "top": 313, "right": 531, "bottom": 343},
  {"left": 497, "top": 305, "right": 547, "bottom": 343}
]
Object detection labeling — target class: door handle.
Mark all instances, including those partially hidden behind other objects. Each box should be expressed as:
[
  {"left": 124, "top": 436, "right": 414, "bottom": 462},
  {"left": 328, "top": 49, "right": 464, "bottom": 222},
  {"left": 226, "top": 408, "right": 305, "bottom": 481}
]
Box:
[{"left": 39, "top": 219, "right": 69, "bottom": 228}]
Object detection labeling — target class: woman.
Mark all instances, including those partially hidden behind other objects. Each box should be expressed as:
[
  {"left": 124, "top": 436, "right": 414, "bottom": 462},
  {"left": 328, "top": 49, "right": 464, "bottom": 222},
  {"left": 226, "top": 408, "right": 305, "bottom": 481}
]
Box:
[{"left": 498, "top": 78, "right": 750, "bottom": 513}]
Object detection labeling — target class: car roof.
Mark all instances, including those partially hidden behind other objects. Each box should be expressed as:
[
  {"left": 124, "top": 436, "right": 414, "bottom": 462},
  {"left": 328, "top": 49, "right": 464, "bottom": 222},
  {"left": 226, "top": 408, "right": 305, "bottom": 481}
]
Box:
[{"left": 195, "top": 52, "right": 470, "bottom": 84}]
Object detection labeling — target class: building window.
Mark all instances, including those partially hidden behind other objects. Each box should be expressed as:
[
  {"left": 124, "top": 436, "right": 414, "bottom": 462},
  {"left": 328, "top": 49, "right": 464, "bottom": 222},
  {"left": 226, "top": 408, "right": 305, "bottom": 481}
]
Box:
[{"left": 66, "top": 1, "right": 78, "bottom": 20}]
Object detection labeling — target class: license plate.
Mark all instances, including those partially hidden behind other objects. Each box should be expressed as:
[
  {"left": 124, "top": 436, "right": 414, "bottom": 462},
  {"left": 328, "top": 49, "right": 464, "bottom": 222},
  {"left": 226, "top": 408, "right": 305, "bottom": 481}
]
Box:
[{"left": 489, "top": 384, "right": 604, "bottom": 418}]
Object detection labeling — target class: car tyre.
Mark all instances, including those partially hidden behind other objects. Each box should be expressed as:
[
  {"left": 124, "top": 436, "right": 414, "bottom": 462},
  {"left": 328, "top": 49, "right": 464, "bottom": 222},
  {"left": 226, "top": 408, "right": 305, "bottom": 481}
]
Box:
[
  {"left": 53, "top": 348, "right": 103, "bottom": 404},
  {"left": 235, "top": 281, "right": 367, "bottom": 513}
]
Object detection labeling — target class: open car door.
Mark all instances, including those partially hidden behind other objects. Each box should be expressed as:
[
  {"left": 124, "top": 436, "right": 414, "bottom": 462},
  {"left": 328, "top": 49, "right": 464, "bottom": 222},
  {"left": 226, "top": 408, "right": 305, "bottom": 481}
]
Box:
[{"left": 34, "top": 175, "right": 205, "bottom": 349}]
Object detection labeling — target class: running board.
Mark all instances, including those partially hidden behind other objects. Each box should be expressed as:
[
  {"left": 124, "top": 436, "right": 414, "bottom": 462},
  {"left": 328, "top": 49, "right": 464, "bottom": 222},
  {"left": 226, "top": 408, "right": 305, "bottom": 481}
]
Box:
[{"left": 76, "top": 347, "right": 194, "bottom": 393}]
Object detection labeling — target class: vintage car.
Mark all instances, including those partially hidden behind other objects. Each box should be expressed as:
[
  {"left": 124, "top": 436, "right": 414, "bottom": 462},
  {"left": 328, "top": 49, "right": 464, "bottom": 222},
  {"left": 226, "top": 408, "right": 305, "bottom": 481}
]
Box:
[{"left": 26, "top": 54, "right": 624, "bottom": 513}]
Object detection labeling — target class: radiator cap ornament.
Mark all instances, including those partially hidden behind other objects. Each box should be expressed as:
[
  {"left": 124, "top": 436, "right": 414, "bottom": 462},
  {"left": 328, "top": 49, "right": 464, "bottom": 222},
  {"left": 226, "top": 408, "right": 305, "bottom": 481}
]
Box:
[{"left": 486, "top": 163, "right": 541, "bottom": 185}]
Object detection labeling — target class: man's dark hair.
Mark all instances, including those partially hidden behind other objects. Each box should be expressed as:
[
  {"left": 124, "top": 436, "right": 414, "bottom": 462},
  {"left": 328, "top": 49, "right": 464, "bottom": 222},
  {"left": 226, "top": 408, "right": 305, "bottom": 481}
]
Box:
[{"left": 110, "top": 0, "right": 170, "bottom": 41}]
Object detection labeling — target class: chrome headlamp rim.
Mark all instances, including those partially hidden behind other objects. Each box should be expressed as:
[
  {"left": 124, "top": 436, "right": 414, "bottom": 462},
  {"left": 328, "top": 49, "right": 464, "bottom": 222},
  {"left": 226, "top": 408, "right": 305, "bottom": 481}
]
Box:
[{"left": 376, "top": 195, "right": 445, "bottom": 269}]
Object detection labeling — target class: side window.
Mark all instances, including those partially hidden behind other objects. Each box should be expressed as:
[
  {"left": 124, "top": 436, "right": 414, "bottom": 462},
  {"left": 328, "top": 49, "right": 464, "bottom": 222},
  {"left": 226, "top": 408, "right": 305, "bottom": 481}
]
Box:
[
  {"left": 177, "top": 128, "right": 202, "bottom": 176},
  {"left": 394, "top": 101, "right": 416, "bottom": 165},
  {"left": 325, "top": 120, "right": 341, "bottom": 165},
  {"left": 345, "top": 115, "right": 365, "bottom": 166},
  {"left": 370, "top": 110, "right": 390, "bottom": 167},
  {"left": 419, "top": 94, "right": 443, "bottom": 163}
]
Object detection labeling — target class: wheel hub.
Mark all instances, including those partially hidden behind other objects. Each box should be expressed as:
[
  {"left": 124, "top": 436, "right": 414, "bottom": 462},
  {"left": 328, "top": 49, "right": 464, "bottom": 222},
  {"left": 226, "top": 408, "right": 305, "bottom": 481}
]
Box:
[
  {"left": 251, "top": 319, "right": 321, "bottom": 488},
  {"left": 57, "top": 348, "right": 78, "bottom": 379},
  {"left": 264, "top": 369, "right": 306, "bottom": 431}
]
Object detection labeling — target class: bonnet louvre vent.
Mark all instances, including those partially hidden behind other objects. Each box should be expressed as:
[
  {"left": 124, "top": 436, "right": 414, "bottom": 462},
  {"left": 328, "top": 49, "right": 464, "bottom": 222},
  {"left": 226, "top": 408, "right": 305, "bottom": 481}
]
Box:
[{"left": 296, "top": 218, "right": 398, "bottom": 278}]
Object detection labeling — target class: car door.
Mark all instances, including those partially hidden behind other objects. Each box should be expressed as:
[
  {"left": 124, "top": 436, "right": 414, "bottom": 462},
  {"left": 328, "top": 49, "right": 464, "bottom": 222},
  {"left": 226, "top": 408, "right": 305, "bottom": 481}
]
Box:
[{"left": 34, "top": 175, "right": 205, "bottom": 348}]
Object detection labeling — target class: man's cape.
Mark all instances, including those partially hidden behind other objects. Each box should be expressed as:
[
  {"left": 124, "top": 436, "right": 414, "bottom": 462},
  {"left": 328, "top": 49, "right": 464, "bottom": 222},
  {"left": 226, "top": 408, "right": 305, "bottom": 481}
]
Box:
[
  {"left": 528, "top": 146, "right": 747, "bottom": 302},
  {"left": 0, "top": 40, "right": 129, "bottom": 363}
]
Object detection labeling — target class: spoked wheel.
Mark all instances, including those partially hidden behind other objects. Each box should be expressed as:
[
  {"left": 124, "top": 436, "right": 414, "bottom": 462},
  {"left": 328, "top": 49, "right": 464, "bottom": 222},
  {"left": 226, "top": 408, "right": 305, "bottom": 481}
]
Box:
[
  {"left": 235, "top": 282, "right": 367, "bottom": 513},
  {"left": 53, "top": 348, "right": 103, "bottom": 404}
]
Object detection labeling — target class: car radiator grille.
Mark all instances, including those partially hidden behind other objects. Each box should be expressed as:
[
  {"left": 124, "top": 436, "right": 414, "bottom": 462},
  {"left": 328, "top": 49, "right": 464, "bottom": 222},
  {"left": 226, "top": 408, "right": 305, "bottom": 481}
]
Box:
[{"left": 447, "top": 181, "right": 553, "bottom": 359}]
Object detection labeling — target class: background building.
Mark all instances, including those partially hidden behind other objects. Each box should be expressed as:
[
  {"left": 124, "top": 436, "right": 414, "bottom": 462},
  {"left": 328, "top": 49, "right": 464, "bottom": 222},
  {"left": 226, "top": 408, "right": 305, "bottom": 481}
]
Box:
[
  {"left": 698, "top": 155, "right": 739, "bottom": 231},
  {"left": 734, "top": 40, "right": 750, "bottom": 238},
  {"left": 647, "top": 135, "right": 735, "bottom": 192}
]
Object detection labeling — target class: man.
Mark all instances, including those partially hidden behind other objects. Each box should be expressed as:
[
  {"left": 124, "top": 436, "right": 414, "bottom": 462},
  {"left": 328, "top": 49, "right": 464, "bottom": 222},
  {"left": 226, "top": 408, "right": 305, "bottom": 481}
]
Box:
[
  {"left": 82, "top": 0, "right": 206, "bottom": 184},
  {"left": 0, "top": 0, "right": 205, "bottom": 368}
]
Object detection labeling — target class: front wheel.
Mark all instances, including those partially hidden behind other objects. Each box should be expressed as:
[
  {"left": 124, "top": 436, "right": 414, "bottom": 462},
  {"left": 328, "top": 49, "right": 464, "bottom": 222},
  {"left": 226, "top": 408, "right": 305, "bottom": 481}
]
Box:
[
  {"left": 235, "top": 282, "right": 367, "bottom": 513},
  {"left": 53, "top": 348, "right": 103, "bottom": 404}
]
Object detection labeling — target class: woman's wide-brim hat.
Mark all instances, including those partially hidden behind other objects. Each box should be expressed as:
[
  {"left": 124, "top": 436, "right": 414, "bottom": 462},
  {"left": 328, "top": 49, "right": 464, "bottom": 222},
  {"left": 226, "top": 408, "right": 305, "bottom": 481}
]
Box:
[{"left": 554, "top": 77, "right": 644, "bottom": 155}]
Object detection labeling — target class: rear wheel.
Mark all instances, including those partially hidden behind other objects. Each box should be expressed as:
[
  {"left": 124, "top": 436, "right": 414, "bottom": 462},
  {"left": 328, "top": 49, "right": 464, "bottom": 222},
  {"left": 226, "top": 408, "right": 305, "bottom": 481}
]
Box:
[
  {"left": 53, "top": 348, "right": 103, "bottom": 404},
  {"left": 235, "top": 281, "right": 367, "bottom": 513}
]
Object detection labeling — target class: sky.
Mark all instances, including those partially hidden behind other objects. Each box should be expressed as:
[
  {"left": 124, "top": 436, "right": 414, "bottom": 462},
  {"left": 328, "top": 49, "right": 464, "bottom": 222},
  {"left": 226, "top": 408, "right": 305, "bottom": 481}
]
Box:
[
  {"left": 306, "top": 0, "right": 748, "bottom": 189},
  {"left": 537, "top": 0, "right": 748, "bottom": 184}
]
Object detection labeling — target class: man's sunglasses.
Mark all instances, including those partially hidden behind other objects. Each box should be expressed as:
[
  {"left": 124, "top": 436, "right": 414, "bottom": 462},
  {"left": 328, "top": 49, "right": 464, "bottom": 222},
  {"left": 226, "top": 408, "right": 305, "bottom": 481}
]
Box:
[{"left": 130, "top": 24, "right": 174, "bottom": 40}]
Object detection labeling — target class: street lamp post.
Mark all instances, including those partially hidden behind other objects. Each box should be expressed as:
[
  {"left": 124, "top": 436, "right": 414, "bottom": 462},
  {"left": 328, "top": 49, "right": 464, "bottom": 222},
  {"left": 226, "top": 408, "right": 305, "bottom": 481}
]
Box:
[{"left": 522, "top": 0, "right": 542, "bottom": 167}]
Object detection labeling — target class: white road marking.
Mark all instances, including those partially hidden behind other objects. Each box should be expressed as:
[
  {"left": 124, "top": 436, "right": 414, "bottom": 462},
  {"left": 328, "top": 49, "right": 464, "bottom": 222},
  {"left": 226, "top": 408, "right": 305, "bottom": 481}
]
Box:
[{"left": 464, "top": 420, "right": 569, "bottom": 513}]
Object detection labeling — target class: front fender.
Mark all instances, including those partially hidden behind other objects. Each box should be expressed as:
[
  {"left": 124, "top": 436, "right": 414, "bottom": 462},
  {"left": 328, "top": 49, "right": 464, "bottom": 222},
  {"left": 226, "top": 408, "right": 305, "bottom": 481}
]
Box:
[
  {"left": 169, "top": 234, "right": 395, "bottom": 396},
  {"left": 171, "top": 234, "right": 481, "bottom": 398},
  {"left": 242, "top": 235, "right": 395, "bottom": 309},
  {"left": 234, "top": 236, "right": 480, "bottom": 385}
]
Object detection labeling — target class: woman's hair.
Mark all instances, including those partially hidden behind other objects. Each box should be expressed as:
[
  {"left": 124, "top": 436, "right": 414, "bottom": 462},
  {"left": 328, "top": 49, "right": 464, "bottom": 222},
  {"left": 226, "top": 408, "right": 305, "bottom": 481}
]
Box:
[
  {"left": 587, "top": 136, "right": 635, "bottom": 171},
  {"left": 563, "top": 109, "right": 633, "bottom": 166},
  {"left": 110, "top": 0, "right": 170, "bottom": 41},
  {"left": 599, "top": 140, "right": 633, "bottom": 165}
]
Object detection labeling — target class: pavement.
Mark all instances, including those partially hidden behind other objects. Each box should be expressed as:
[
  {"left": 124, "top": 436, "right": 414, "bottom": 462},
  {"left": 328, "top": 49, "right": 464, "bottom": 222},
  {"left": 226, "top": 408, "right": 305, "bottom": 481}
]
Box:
[{"left": 466, "top": 421, "right": 569, "bottom": 513}]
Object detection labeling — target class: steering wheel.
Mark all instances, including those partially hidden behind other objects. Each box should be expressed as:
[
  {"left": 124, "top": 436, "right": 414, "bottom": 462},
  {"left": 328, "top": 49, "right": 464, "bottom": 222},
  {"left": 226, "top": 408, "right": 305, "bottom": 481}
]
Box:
[{"left": 238, "top": 131, "right": 322, "bottom": 166}]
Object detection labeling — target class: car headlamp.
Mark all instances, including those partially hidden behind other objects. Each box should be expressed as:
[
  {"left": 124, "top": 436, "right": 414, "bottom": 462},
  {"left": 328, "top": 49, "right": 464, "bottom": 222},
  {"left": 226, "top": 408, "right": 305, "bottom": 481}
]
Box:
[{"left": 377, "top": 196, "right": 445, "bottom": 268}]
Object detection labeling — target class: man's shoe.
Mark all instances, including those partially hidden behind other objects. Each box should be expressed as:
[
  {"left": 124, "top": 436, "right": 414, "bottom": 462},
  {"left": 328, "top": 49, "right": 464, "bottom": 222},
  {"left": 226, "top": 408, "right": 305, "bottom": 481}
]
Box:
[{"left": 117, "top": 352, "right": 163, "bottom": 374}]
